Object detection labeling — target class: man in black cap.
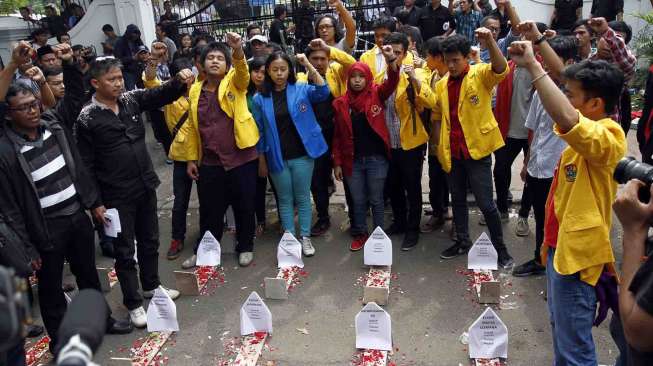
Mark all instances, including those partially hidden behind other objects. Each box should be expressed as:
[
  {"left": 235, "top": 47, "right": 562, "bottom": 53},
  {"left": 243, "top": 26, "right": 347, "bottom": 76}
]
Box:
[{"left": 37, "top": 45, "right": 62, "bottom": 69}]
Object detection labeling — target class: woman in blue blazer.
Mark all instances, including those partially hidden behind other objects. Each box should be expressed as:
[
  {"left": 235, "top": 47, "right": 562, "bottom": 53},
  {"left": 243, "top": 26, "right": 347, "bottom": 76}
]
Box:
[{"left": 253, "top": 52, "right": 330, "bottom": 257}]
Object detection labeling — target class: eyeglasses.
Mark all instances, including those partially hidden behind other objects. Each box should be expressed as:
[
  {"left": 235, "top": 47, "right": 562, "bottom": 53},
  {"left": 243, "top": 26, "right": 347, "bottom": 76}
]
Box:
[
  {"left": 318, "top": 24, "right": 335, "bottom": 31},
  {"left": 9, "top": 100, "right": 40, "bottom": 113}
]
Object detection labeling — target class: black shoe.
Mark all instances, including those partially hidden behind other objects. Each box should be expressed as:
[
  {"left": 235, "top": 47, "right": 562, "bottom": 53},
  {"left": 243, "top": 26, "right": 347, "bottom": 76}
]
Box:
[
  {"left": 106, "top": 317, "right": 134, "bottom": 335},
  {"left": 440, "top": 242, "right": 470, "bottom": 259},
  {"left": 401, "top": 231, "right": 419, "bottom": 251},
  {"left": 512, "top": 259, "right": 545, "bottom": 277},
  {"left": 498, "top": 250, "right": 515, "bottom": 269},
  {"left": 310, "top": 218, "right": 330, "bottom": 237},
  {"left": 99, "top": 238, "right": 115, "bottom": 258},
  {"left": 385, "top": 223, "right": 406, "bottom": 236},
  {"left": 26, "top": 324, "right": 44, "bottom": 338}
]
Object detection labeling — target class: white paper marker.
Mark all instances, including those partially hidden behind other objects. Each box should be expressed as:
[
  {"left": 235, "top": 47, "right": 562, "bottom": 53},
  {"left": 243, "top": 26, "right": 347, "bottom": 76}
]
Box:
[
  {"left": 146, "top": 286, "right": 179, "bottom": 332},
  {"left": 355, "top": 302, "right": 392, "bottom": 351},
  {"left": 364, "top": 227, "right": 393, "bottom": 266},
  {"left": 277, "top": 232, "right": 304, "bottom": 269},
  {"left": 468, "top": 307, "right": 508, "bottom": 359},
  {"left": 103, "top": 208, "right": 121, "bottom": 238},
  {"left": 468, "top": 232, "right": 498, "bottom": 270},
  {"left": 196, "top": 231, "right": 221, "bottom": 266},
  {"left": 240, "top": 291, "right": 273, "bottom": 336}
]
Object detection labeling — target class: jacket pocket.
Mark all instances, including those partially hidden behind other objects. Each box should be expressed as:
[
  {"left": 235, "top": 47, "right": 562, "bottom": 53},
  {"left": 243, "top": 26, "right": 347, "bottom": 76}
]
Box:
[
  {"left": 479, "top": 119, "right": 498, "bottom": 134},
  {"left": 175, "top": 133, "right": 186, "bottom": 143},
  {"left": 563, "top": 212, "right": 603, "bottom": 232}
]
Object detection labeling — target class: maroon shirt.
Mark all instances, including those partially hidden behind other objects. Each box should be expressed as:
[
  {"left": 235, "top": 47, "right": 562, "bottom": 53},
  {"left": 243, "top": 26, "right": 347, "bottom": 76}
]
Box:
[
  {"left": 198, "top": 89, "right": 257, "bottom": 169},
  {"left": 447, "top": 65, "right": 471, "bottom": 160}
]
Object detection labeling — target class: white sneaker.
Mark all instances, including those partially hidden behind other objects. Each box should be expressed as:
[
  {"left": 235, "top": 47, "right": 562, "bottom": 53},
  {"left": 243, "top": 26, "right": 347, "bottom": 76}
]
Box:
[
  {"left": 515, "top": 217, "right": 530, "bottom": 237},
  {"left": 143, "top": 286, "right": 180, "bottom": 300},
  {"left": 301, "top": 237, "right": 315, "bottom": 257},
  {"left": 129, "top": 307, "right": 147, "bottom": 328},
  {"left": 239, "top": 252, "right": 253, "bottom": 266},
  {"left": 181, "top": 254, "right": 197, "bottom": 269}
]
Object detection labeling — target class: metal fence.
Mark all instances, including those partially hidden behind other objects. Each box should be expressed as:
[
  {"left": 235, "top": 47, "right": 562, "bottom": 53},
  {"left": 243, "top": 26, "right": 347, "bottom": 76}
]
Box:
[{"left": 151, "top": 0, "right": 400, "bottom": 54}]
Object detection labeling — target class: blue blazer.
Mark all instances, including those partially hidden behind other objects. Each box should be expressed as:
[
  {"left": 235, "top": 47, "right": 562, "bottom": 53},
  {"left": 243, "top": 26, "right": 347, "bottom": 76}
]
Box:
[{"left": 253, "top": 82, "right": 330, "bottom": 174}]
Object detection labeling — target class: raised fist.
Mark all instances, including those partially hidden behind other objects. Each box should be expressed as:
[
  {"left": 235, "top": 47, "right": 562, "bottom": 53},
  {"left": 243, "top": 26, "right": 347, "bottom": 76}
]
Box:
[{"left": 226, "top": 32, "right": 243, "bottom": 49}]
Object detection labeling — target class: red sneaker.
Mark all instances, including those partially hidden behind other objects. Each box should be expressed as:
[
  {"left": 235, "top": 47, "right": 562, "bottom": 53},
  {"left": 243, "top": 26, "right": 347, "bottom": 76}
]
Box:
[
  {"left": 350, "top": 234, "right": 368, "bottom": 251},
  {"left": 167, "top": 239, "right": 184, "bottom": 260}
]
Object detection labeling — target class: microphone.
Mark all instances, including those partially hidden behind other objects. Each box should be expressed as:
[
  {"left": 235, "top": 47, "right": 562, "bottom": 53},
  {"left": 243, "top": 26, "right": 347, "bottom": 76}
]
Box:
[{"left": 55, "top": 289, "right": 108, "bottom": 365}]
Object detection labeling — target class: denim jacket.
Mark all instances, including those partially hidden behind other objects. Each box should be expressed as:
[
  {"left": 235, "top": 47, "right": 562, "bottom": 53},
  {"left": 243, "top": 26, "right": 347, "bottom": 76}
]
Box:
[{"left": 252, "top": 82, "right": 330, "bottom": 174}]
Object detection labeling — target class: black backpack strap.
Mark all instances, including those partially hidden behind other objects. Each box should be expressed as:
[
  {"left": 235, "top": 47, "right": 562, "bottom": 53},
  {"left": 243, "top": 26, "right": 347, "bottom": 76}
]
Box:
[{"left": 171, "top": 110, "right": 189, "bottom": 140}]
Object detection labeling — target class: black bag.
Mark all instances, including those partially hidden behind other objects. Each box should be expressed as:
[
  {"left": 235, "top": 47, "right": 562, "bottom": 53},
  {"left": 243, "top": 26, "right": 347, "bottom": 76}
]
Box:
[{"left": 0, "top": 215, "right": 32, "bottom": 278}]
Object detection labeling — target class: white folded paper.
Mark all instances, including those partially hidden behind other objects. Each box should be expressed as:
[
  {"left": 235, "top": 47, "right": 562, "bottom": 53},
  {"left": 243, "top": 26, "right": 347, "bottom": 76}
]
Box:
[
  {"left": 468, "top": 307, "right": 508, "bottom": 359},
  {"left": 196, "top": 231, "right": 221, "bottom": 266},
  {"left": 355, "top": 302, "right": 392, "bottom": 351},
  {"left": 468, "top": 232, "right": 498, "bottom": 270},
  {"left": 147, "top": 286, "right": 179, "bottom": 332},
  {"left": 363, "top": 227, "right": 392, "bottom": 266},
  {"left": 277, "top": 232, "right": 303, "bottom": 269},
  {"left": 240, "top": 291, "right": 273, "bottom": 336}
]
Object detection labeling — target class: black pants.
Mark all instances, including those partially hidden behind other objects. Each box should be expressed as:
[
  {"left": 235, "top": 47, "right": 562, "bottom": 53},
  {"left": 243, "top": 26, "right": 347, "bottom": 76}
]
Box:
[
  {"left": 428, "top": 154, "right": 450, "bottom": 216},
  {"left": 311, "top": 151, "right": 355, "bottom": 222},
  {"left": 517, "top": 176, "right": 534, "bottom": 218},
  {"left": 449, "top": 156, "right": 506, "bottom": 251},
  {"left": 388, "top": 145, "right": 425, "bottom": 233},
  {"left": 111, "top": 190, "right": 161, "bottom": 310},
  {"left": 526, "top": 174, "right": 553, "bottom": 263},
  {"left": 493, "top": 137, "right": 529, "bottom": 213},
  {"left": 172, "top": 161, "right": 195, "bottom": 241},
  {"left": 148, "top": 110, "right": 172, "bottom": 156},
  {"left": 37, "top": 209, "right": 102, "bottom": 346},
  {"left": 197, "top": 160, "right": 257, "bottom": 253},
  {"left": 255, "top": 176, "right": 268, "bottom": 225}
]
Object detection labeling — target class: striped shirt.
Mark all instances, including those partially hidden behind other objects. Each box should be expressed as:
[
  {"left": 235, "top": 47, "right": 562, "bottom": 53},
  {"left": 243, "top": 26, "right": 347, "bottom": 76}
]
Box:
[{"left": 14, "top": 128, "right": 81, "bottom": 217}]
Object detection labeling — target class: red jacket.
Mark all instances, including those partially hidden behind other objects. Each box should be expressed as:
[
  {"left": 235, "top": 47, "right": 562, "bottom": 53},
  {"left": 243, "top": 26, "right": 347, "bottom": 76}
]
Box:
[
  {"left": 332, "top": 65, "right": 399, "bottom": 177},
  {"left": 494, "top": 60, "right": 515, "bottom": 139}
]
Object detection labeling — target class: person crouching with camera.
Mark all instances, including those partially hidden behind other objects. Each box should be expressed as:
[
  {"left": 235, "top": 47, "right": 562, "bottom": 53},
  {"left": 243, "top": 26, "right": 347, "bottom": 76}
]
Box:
[{"left": 612, "top": 180, "right": 653, "bottom": 365}]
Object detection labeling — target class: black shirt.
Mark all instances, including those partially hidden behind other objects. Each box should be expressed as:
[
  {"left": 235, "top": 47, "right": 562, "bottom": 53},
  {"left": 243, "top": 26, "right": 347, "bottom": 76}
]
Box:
[
  {"left": 591, "top": 0, "right": 623, "bottom": 22},
  {"left": 490, "top": 7, "right": 510, "bottom": 39},
  {"left": 272, "top": 90, "right": 306, "bottom": 160},
  {"left": 553, "top": 0, "right": 583, "bottom": 31},
  {"left": 393, "top": 6, "right": 421, "bottom": 26},
  {"left": 418, "top": 4, "right": 456, "bottom": 40},
  {"left": 352, "top": 112, "right": 386, "bottom": 158},
  {"left": 626, "top": 254, "right": 653, "bottom": 364},
  {"left": 311, "top": 92, "right": 335, "bottom": 146},
  {"left": 270, "top": 19, "right": 288, "bottom": 46}
]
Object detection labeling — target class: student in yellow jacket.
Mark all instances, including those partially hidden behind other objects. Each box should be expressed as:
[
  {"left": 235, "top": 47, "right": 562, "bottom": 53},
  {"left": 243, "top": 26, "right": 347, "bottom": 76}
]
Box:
[
  {"left": 143, "top": 56, "right": 195, "bottom": 262},
  {"left": 297, "top": 38, "right": 356, "bottom": 235},
  {"left": 431, "top": 30, "right": 513, "bottom": 268},
  {"left": 380, "top": 32, "right": 436, "bottom": 251},
  {"left": 359, "top": 17, "right": 414, "bottom": 80},
  {"left": 509, "top": 39, "right": 626, "bottom": 365},
  {"left": 173, "top": 33, "right": 260, "bottom": 268}
]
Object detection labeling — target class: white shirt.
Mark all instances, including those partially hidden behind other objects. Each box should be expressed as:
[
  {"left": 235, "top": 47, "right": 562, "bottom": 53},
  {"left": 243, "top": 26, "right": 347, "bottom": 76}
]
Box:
[{"left": 525, "top": 91, "right": 567, "bottom": 179}]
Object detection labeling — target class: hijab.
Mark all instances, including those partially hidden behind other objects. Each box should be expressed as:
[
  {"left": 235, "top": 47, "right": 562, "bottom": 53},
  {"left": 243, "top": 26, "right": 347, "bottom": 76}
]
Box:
[{"left": 343, "top": 62, "right": 374, "bottom": 114}]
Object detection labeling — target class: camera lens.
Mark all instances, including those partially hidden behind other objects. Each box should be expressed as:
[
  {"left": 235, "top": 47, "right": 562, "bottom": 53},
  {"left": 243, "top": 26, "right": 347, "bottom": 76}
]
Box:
[{"left": 614, "top": 157, "right": 653, "bottom": 186}]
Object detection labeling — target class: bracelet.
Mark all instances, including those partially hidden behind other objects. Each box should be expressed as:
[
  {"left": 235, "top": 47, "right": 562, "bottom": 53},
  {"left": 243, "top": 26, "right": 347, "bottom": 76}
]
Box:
[
  {"left": 534, "top": 36, "right": 547, "bottom": 45},
  {"left": 530, "top": 71, "right": 549, "bottom": 86}
]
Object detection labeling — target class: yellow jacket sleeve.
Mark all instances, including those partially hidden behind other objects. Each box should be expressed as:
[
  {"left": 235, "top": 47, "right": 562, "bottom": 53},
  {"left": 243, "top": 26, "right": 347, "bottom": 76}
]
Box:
[
  {"left": 142, "top": 73, "right": 161, "bottom": 89},
  {"left": 555, "top": 113, "right": 626, "bottom": 167},
  {"left": 475, "top": 62, "right": 510, "bottom": 90},
  {"left": 414, "top": 68, "right": 437, "bottom": 110},
  {"left": 296, "top": 73, "right": 308, "bottom": 83},
  {"left": 232, "top": 56, "right": 250, "bottom": 91},
  {"left": 330, "top": 46, "right": 356, "bottom": 82}
]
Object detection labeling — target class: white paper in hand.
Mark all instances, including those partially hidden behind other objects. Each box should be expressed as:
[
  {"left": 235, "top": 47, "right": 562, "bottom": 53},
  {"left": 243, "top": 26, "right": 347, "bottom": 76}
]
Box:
[
  {"left": 277, "top": 232, "right": 303, "bottom": 268},
  {"left": 240, "top": 291, "right": 273, "bottom": 336},
  {"left": 467, "top": 232, "right": 498, "bottom": 270},
  {"left": 196, "top": 231, "right": 221, "bottom": 266},
  {"left": 363, "top": 227, "right": 392, "bottom": 266},
  {"left": 468, "top": 307, "right": 508, "bottom": 359},
  {"left": 103, "top": 208, "right": 121, "bottom": 238},
  {"left": 146, "top": 286, "right": 179, "bottom": 332},
  {"left": 355, "top": 302, "right": 392, "bottom": 351}
]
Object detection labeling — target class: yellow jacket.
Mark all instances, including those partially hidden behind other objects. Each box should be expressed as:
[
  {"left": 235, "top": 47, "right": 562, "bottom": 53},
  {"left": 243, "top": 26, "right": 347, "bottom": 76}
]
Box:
[
  {"left": 431, "top": 63, "right": 509, "bottom": 172},
  {"left": 142, "top": 75, "right": 191, "bottom": 161},
  {"left": 297, "top": 46, "right": 356, "bottom": 98},
  {"left": 542, "top": 114, "right": 626, "bottom": 286},
  {"left": 360, "top": 46, "right": 414, "bottom": 79},
  {"left": 174, "top": 56, "right": 259, "bottom": 162}
]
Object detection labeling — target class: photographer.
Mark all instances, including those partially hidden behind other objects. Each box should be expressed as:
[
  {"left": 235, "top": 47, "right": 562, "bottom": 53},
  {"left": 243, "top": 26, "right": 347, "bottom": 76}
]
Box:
[{"left": 612, "top": 179, "right": 653, "bottom": 364}]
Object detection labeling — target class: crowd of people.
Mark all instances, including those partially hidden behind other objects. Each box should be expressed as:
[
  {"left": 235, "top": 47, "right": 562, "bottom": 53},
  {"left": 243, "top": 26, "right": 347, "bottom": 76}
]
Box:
[{"left": 1, "top": 0, "right": 653, "bottom": 365}]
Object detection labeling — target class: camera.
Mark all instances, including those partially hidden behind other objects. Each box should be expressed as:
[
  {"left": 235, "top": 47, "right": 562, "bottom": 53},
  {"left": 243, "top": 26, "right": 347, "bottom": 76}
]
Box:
[{"left": 614, "top": 157, "right": 653, "bottom": 202}]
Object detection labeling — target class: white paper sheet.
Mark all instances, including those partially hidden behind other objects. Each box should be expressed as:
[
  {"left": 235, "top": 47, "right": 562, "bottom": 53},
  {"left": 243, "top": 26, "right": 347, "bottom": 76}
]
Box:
[
  {"left": 277, "top": 232, "right": 304, "bottom": 269},
  {"left": 363, "top": 227, "right": 392, "bottom": 266},
  {"left": 146, "top": 286, "right": 179, "bottom": 332},
  {"left": 103, "top": 208, "right": 121, "bottom": 238},
  {"left": 355, "top": 302, "right": 392, "bottom": 351},
  {"left": 196, "top": 231, "right": 221, "bottom": 266},
  {"left": 240, "top": 291, "right": 273, "bottom": 336},
  {"left": 468, "top": 307, "right": 508, "bottom": 359},
  {"left": 467, "top": 232, "right": 498, "bottom": 270}
]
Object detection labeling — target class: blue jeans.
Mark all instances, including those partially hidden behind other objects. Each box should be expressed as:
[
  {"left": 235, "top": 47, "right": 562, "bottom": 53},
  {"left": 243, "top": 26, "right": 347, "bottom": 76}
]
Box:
[
  {"left": 345, "top": 155, "right": 389, "bottom": 236},
  {"left": 270, "top": 156, "right": 315, "bottom": 237},
  {"left": 546, "top": 249, "right": 597, "bottom": 365}
]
